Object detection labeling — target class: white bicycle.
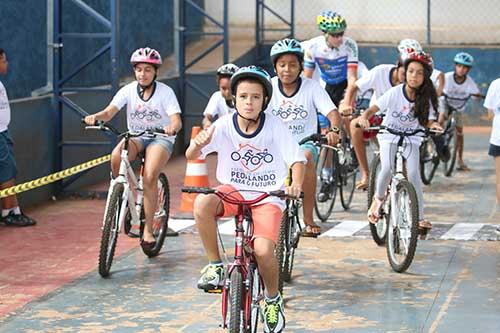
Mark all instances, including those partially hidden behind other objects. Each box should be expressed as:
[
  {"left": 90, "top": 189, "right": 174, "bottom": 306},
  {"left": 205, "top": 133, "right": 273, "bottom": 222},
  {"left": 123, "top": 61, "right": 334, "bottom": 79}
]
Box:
[{"left": 84, "top": 121, "right": 170, "bottom": 277}]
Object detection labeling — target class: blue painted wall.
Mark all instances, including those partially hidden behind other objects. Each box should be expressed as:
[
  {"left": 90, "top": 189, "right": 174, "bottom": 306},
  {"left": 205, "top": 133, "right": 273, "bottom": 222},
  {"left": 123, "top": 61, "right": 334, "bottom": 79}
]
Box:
[{"left": 0, "top": 0, "right": 204, "bottom": 99}]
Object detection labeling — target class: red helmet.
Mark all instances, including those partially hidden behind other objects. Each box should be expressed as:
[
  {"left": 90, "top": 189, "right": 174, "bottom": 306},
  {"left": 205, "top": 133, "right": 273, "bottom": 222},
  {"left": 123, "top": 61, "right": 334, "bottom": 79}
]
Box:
[
  {"left": 403, "top": 51, "right": 433, "bottom": 71},
  {"left": 130, "top": 47, "right": 162, "bottom": 67}
]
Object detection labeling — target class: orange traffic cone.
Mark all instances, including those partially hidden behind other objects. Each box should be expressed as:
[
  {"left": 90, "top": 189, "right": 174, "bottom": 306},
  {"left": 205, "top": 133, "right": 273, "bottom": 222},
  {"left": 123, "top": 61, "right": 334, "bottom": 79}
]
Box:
[{"left": 174, "top": 126, "right": 210, "bottom": 219}]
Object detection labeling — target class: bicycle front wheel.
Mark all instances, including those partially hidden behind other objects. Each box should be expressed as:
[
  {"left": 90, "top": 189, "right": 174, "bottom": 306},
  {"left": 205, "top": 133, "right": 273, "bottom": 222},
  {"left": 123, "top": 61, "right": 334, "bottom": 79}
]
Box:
[
  {"left": 98, "top": 183, "right": 124, "bottom": 278},
  {"left": 282, "top": 201, "right": 300, "bottom": 283},
  {"left": 249, "top": 265, "right": 264, "bottom": 333},
  {"left": 340, "top": 147, "right": 357, "bottom": 210},
  {"left": 275, "top": 210, "right": 287, "bottom": 295},
  {"left": 314, "top": 147, "right": 338, "bottom": 222},
  {"left": 141, "top": 173, "right": 170, "bottom": 257},
  {"left": 367, "top": 155, "right": 387, "bottom": 246},
  {"left": 444, "top": 129, "right": 458, "bottom": 177},
  {"left": 386, "top": 180, "right": 419, "bottom": 273},
  {"left": 228, "top": 269, "right": 244, "bottom": 333},
  {"left": 420, "top": 138, "right": 439, "bottom": 185}
]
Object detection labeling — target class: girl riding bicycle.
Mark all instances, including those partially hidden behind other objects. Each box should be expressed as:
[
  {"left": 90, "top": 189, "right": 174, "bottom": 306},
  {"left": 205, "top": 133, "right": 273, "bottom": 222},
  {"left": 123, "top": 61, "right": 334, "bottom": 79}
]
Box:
[
  {"left": 268, "top": 38, "right": 341, "bottom": 237},
  {"left": 84, "top": 47, "right": 182, "bottom": 247},
  {"left": 358, "top": 51, "right": 443, "bottom": 230},
  {"left": 186, "top": 66, "right": 306, "bottom": 333},
  {"left": 202, "top": 63, "right": 239, "bottom": 129}
]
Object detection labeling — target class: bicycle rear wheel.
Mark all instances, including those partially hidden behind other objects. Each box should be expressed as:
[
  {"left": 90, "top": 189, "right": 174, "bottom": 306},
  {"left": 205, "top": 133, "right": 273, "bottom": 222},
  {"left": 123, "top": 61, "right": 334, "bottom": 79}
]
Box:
[
  {"left": 229, "top": 269, "right": 244, "bottom": 333},
  {"left": 314, "top": 147, "right": 338, "bottom": 222},
  {"left": 340, "top": 145, "right": 357, "bottom": 210},
  {"left": 98, "top": 183, "right": 124, "bottom": 278},
  {"left": 444, "top": 128, "right": 458, "bottom": 177},
  {"left": 367, "top": 155, "right": 387, "bottom": 246},
  {"left": 386, "top": 180, "right": 419, "bottom": 273},
  {"left": 275, "top": 210, "right": 287, "bottom": 295},
  {"left": 282, "top": 201, "right": 300, "bottom": 283},
  {"left": 141, "top": 173, "right": 170, "bottom": 257},
  {"left": 420, "top": 138, "right": 439, "bottom": 185}
]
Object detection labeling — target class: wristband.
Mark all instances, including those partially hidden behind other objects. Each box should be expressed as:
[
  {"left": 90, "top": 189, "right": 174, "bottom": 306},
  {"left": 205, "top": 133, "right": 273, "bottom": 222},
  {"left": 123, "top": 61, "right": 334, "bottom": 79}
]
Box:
[{"left": 329, "top": 126, "right": 340, "bottom": 134}]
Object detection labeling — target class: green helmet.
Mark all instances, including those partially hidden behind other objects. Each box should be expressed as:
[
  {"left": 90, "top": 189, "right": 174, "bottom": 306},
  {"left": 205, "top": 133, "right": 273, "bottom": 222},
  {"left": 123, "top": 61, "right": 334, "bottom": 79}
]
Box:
[{"left": 317, "top": 11, "right": 347, "bottom": 34}]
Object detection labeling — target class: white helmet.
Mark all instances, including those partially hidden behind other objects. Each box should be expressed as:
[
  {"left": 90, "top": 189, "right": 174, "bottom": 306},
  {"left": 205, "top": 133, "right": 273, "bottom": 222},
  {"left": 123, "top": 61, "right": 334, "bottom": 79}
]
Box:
[{"left": 397, "top": 39, "right": 423, "bottom": 56}]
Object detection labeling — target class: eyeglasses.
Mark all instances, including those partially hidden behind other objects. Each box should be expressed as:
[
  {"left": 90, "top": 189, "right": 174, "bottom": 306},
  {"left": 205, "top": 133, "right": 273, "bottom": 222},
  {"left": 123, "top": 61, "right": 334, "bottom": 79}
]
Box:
[{"left": 328, "top": 32, "right": 344, "bottom": 38}]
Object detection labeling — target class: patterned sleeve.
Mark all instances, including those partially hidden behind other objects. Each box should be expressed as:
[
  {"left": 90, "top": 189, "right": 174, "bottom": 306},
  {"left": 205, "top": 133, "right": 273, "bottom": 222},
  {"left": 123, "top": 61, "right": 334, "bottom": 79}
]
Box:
[
  {"left": 344, "top": 37, "right": 359, "bottom": 64},
  {"left": 303, "top": 45, "right": 316, "bottom": 69}
]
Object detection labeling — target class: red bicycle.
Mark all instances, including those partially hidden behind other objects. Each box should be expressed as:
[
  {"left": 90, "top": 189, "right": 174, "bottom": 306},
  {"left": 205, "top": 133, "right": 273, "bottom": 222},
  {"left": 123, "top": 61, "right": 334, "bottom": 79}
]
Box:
[{"left": 182, "top": 186, "right": 292, "bottom": 333}]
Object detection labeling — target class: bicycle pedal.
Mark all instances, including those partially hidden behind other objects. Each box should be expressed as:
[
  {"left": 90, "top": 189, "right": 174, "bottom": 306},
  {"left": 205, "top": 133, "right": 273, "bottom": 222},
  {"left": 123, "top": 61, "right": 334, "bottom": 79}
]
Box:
[{"left": 205, "top": 288, "right": 222, "bottom": 294}]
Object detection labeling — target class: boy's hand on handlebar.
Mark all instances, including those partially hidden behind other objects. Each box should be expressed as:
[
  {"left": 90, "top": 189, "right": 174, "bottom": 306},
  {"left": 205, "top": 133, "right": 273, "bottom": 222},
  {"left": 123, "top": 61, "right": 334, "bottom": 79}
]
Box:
[
  {"left": 325, "top": 131, "right": 340, "bottom": 146},
  {"left": 285, "top": 182, "right": 302, "bottom": 199},
  {"left": 429, "top": 123, "right": 444, "bottom": 133},
  {"left": 163, "top": 124, "right": 177, "bottom": 136},
  {"left": 339, "top": 105, "right": 353, "bottom": 117},
  {"left": 193, "top": 125, "right": 215, "bottom": 148},
  {"left": 84, "top": 115, "right": 97, "bottom": 126},
  {"left": 357, "top": 116, "right": 370, "bottom": 129}
]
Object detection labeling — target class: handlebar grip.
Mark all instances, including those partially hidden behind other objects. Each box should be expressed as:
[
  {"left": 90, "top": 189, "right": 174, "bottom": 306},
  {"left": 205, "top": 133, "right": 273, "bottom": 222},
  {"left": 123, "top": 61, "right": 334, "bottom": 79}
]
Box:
[
  {"left": 269, "top": 190, "right": 304, "bottom": 199},
  {"left": 181, "top": 186, "right": 214, "bottom": 194}
]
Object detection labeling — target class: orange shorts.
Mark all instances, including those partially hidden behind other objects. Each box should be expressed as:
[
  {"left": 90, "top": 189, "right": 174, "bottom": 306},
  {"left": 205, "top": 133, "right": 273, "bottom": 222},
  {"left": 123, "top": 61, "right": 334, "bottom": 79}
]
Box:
[{"left": 216, "top": 184, "right": 283, "bottom": 244}]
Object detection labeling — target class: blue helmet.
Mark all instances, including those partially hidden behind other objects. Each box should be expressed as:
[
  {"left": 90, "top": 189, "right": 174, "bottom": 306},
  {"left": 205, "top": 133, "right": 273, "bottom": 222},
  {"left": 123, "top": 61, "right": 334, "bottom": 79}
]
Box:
[
  {"left": 270, "top": 38, "right": 304, "bottom": 65},
  {"left": 454, "top": 52, "right": 474, "bottom": 67},
  {"left": 230, "top": 66, "right": 273, "bottom": 109}
]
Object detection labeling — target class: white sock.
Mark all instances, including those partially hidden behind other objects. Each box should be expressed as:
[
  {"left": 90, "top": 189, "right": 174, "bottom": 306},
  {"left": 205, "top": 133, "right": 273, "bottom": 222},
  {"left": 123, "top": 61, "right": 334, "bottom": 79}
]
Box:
[{"left": 2, "top": 207, "right": 21, "bottom": 217}]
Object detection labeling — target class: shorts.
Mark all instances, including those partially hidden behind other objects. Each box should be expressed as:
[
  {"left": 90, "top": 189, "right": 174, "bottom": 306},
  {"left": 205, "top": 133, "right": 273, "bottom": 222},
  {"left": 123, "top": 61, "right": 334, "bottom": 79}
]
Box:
[
  {"left": 0, "top": 131, "right": 17, "bottom": 183},
  {"left": 136, "top": 136, "right": 174, "bottom": 155},
  {"left": 300, "top": 142, "right": 319, "bottom": 165},
  {"left": 215, "top": 184, "right": 283, "bottom": 244},
  {"left": 489, "top": 143, "right": 500, "bottom": 157},
  {"left": 325, "top": 80, "right": 348, "bottom": 106}
]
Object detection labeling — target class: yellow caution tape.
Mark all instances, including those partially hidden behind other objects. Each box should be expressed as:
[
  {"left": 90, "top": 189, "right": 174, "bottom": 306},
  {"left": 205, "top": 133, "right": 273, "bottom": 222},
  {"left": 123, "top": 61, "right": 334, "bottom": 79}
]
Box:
[{"left": 0, "top": 154, "right": 111, "bottom": 198}]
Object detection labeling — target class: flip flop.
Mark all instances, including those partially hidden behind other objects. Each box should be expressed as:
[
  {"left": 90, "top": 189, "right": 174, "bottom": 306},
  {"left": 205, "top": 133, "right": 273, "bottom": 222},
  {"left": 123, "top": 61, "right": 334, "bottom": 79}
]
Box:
[
  {"left": 456, "top": 164, "right": 471, "bottom": 171},
  {"left": 418, "top": 220, "right": 433, "bottom": 230},
  {"left": 301, "top": 224, "right": 321, "bottom": 238},
  {"left": 355, "top": 180, "right": 368, "bottom": 190}
]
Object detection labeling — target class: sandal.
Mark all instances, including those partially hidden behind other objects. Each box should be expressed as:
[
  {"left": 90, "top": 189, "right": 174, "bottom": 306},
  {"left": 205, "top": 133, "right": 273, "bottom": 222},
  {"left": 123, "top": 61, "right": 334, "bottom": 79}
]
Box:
[
  {"left": 367, "top": 197, "right": 383, "bottom": 224},
  {"left": 301, "top": 223, "right": 321, "bottom": 238},
  {"left": 456, "top": 164, "right": 471, "bottom": 171},
  {"left": 355, "top": 179, "right": 368, "bottom": 190},
  {"left": 418, "top": 219, "right": 433, "bottom": 230}
]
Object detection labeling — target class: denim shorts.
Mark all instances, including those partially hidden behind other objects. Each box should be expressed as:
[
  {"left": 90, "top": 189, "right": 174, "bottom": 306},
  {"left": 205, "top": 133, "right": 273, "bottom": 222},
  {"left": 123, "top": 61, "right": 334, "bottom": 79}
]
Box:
[
  {"left": 136, "top": 136, "right": 174, "bottom": 155},
  {"left": 301, "top": 142, "right": 319, "bottom": 165},
  {"left": 0, "top": 131, "right": 17, "bottom": 183},
  {"left": 489, "top": 143, "right": 500, "bottom": 157}
]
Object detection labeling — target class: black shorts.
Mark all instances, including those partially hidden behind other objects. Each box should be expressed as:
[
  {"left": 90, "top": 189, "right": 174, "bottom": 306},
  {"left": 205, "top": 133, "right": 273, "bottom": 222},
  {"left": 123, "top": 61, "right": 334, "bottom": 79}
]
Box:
[
  {"left": 488, "top": 143, "right": 500, "bottom": 157},
  {"left": 325, "top": 80, "right": 348, "bottom": 106}
]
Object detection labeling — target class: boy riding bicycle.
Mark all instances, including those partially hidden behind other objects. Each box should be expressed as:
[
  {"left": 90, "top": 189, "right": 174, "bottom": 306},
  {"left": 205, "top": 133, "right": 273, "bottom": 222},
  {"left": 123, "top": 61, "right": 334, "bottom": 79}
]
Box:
[
  {"left": 186, "top": 66, "right": 306, "bottom": 333},
  {"left": 267, "top": 38, "right": 341, "bottom": 237},
  {"left": 84, "top": 47, "right": 182, "bottom": 247},
  {"left": 202, "top": 63, "right": 239, "bottom": 129}
]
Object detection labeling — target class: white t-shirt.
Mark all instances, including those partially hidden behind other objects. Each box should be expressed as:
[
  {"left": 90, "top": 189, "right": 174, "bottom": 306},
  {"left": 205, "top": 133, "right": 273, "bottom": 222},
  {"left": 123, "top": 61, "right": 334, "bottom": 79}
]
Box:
[
  {"left": 268, "top": 77, "right": 335, "bottom": 142},
  {"left": 303, "top": 36, "right": 359, "bottom": 85},
  {"left": 375, "top": 84, "right": 437, "bottom": 145},
  {"left": 200, "top": 113, "right": 306, "bottom": 208},
  {"left": 430, "top": 68, "right": 443, "bottom": 89},
  {"left": 356, "top": 64, "right": 396, "bottom": 106},
  {"left": 0, "top": 81, "right": 11, "bottom": 133},
  {"left": 203, "top": 91, "right": 235, "bottom": 119},
  {"left": 110, "top": 81, "right": 181, "bottom": 143},
  {"left": 442, "top": 72, "right": 480, "bottom": 112},
  {"left": 483, "top": 78, "right": 500, "bottom": 146}
]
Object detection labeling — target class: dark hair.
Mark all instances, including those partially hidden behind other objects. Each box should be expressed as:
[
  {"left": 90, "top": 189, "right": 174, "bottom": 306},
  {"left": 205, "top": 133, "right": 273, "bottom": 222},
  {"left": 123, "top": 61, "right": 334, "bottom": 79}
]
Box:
[
  {"left": 0, "top": 49, "right": 5, "bottom": 57},
  {"left": 405, "top": 60, "right": 438, "bottom": 127},
  {"left": 233, "top": 77, "right": 267, "bottom": 98}
]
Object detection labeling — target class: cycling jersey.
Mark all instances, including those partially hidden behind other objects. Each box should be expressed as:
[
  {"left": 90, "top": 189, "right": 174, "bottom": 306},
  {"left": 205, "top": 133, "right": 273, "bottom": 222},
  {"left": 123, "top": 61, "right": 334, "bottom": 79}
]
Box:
[
  {"left": 268, "top": 77, "right": 335, "bottom": 142},
  {"left": 376, "top": 84, "right": 436, "bottom": 145},
  {"left": 200, "top": 112, "right": 306, "bottom": 209},
  {"left": 0, "top": 81, "right": 11, "bottom": 133},
  {"left": 203, "top": 91, "right": 235, "bottom": 119},
  {"left": 303, "top": 36, "right": 358, "bottom": 85},
  {"left": 484, "top": 78, "right": 500, "bottom": 146},
  {"left": 356, "top": 64, "right": 396, "bottom": 107},
  {"left": 442, "top": 72, "right": 480, "bottom": 112},
  {"left": 110, "top": 81, "right": 182, "bottom": 144}
]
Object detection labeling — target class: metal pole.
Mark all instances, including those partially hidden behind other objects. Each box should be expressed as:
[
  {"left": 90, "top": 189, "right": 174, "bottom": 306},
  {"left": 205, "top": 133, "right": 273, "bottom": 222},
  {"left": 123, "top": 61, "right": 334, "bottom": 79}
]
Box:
[
  {"left": 427, "top": 0, "right": 431, "bottom": 45},
  {"left": 290, "top": 0, "right": 295, "bottom": 38},
  {"left": 174, "top": 0, "right": 181, "bottom": 76},
  {"left": 32, "top": 0, "right": 54, "bottom": 96},
  {"left": 110, "top": 0, "right": 119, "bottom": 94},
  {"left": 255, "top": 0, "right": 260, "bottom": 61},
  {"left": 223, "top": 0, "right": 228, "bottom": 63},
  {"left": 53, "top": 0, "right": 63, "bottom": 193}
]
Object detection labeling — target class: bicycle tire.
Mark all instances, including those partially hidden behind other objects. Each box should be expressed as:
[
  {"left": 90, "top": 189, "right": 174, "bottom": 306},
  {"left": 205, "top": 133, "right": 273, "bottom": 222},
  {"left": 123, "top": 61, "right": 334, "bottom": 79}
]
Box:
[
  {"left": 229, "top": 269, "right": 243, "bottom": 333},
  {"left": 420, "top": 138, "right": 439, "bottom": 185},
  {"left": 444, "top": 131, "right": 458, "bottom": 177},
  {"left": 367, "top": 155, "right": 387, "bottom": 246},
  {"left": 340, "top": 148, "right": 357, "bottom": 210},
  {"left": 282, "top": 201, "right": 300, "bottom": 283},
  {"left": 249, "top": 265, "right": 263, "bottom": 333},
  {"left": 386, "top": 179, "right": 419, "bottom": 273},
  {"left": 275, "top": 210, "right": 287, "bottom": 295},
  {"left": 141, "top": 173, "right": 170, "bottom": 257},
  {"left": 314, "top": 146, "right": 338, "bottom": 222},
  {"left": 98, "top": 183, "right": 124, "bottom": 278}
]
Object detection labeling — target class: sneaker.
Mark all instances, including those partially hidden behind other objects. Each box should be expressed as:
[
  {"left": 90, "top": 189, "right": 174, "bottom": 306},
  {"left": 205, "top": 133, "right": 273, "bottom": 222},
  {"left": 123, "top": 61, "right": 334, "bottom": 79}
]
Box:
[
  {"left": 197, "top": 264, "right": 224, "bottom": 291},
  {"left": 262, "top": 294, "right": 285, "bottom": 333},
  {"left": 0, "top": 212, "right": 37, "bottom": 227},
  {"left": 317, "top": 182, "right": 330, "bottom": 203}
]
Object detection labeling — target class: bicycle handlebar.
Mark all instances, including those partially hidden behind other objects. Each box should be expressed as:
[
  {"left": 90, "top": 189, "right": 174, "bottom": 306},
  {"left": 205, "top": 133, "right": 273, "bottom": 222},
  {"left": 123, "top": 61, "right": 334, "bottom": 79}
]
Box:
[
  {"left": 81, "top": 119, "right": 172, "bottom": 138},
  {"left": 363, "top": 125, "right": 443, "bottom": 136},
  {"left": 181, "top": 186, "right": 304, "bottom": 205},
  {"left": 298, "top": 133, "right": 327, "bottom": 145}
]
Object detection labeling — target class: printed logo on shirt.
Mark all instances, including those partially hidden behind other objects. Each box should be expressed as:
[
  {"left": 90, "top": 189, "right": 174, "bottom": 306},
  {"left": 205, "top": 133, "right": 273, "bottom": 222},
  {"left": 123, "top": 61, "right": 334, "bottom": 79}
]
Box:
[
  {"left": 130, "top": 104, "right": 162, "bottom": 121},
  {"left": 272, "top": 101, "right": 308, "bottom": 121},
  {"left": 391, "top": 106, "right": 417, "bottom": 124},
  {"left": 230, "top": 143, "right": 274, "bottom": 172}
]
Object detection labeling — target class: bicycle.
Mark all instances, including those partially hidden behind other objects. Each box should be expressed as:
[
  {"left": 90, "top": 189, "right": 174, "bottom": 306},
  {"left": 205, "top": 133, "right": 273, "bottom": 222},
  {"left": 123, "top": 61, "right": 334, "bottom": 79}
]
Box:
[
  {"left": 440, "top": 93, "right": 484, "bottom": 177},
  {"left": 314, "top": 122, "right": 358, "bottom": 222},
  {"left": 84, "top": 121, "right": 170, "bottom": 278},
  {"left": 365, "top": 125, "right": 440, "bottom": 272},
  {"left": 182, "top": 186, "right": 294, "bottom": 333}
]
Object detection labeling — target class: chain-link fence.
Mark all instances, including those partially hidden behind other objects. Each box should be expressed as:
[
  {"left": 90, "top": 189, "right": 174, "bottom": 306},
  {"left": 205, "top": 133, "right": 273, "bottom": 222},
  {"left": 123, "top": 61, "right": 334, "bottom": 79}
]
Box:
[{"left": 211, "top": 0, "right": 500, "bottom": 46}]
